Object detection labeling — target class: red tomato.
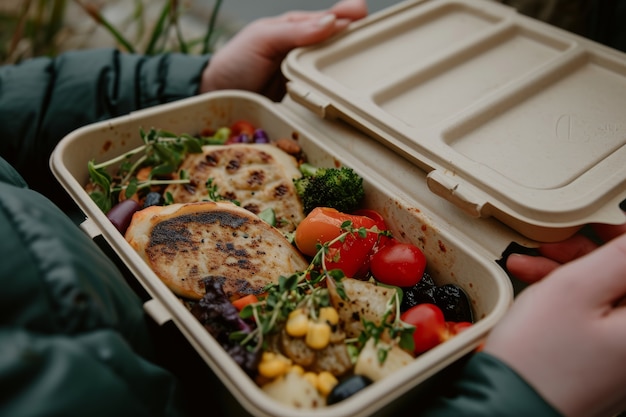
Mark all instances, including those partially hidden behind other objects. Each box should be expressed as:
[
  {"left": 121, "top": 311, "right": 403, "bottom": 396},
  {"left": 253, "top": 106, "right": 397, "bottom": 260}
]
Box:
[
  {"left": 401, "top": 303, "right": 447, "bottom": 354},
  {"left": 229, "top": 120, "right": 256, "bottom": 137},
  {"left": 446, "top": 321, "right": 472, "bottom": 337},
  {"left": 350, "top": 209, "right": 387, "bottom": 229},
  {"left": 294, "top": 207, "right": 378, "bottom": 277},
  {"left": 349, "top": 208, "right": 391, "bottom": 277},
  {"left": 369, "top": 240, "right": 426, "bottom": 287}
]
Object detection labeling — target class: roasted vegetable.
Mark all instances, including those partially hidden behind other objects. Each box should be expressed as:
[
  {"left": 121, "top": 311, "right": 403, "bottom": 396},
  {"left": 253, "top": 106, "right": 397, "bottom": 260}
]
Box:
[
  {"left": 190, "top": 278, "right": 260, "bottom": 376},
  {"left": 293, "top": 163, "right": 365, "bottom": 214},
  {"left": 294, "top": 207, "right": 380, "bottom": 278},
  {"left": 354, "top": 338, "right": 414, "bottom": 381}
]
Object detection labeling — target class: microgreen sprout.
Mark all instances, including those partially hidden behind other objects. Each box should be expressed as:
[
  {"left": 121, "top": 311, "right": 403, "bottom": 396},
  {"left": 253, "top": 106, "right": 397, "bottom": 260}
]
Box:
[{"left": 86, "top": 128, "right": 221, "bottom": 213}]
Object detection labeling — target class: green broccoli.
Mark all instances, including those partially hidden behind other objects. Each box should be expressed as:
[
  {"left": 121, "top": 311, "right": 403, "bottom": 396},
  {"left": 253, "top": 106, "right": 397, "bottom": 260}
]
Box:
[{"left": 293, "top": 163, "right": 365, "bottom": 214}]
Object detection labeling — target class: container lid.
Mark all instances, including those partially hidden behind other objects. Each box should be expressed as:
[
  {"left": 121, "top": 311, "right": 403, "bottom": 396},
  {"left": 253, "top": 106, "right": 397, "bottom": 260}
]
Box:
[{"left": 282, "top": 0, "right": 626, "bottom": 242}]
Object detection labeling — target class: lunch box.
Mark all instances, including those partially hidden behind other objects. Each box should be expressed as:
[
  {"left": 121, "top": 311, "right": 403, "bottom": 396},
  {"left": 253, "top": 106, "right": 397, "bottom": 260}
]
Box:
[{"left": 50, "top": 0, "right": 626, "bottom": 416}]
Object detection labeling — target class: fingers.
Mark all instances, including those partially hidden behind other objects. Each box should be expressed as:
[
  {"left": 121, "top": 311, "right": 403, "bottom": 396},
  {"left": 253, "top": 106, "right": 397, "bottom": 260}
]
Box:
[
  {"left": 280, "top": 14, "right": 345, "bottom": 47},
  {"left": 329, "top": 0, "right": 369, "bottom": 20},
  {"left": 537, "top": 233, "right": 599, "bottom": 263},
  {"left": 557, "top": 232, "right": 626, "bottom": 306},
  {"left": 506, "top": 253, "right": 561, "bottom": 283},
  {"left": 280, "top": 0, "right": 367, "bottom": 23},
  {"left": 505, "top": 222, "right": 626, "bottom": 283},
  {"left": 592, "top": 220, "right": 626, "bottom": 243},
  {"left": 260, "top": 0, "right": 366, "bottom": 52}
]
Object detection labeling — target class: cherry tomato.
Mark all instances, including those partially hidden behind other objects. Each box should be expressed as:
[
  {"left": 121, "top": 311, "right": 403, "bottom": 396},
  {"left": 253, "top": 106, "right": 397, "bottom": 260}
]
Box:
[
  {"left": 369, "top": 240, "right": 426, "bottom": 287},
  {"left": 294, "top": 207, "right": 379, "bottom": 277},
  {"left": 230, "top": 120, "right": 255, "bottom": 137},
  {"left": 350, "top": 209, "right": 387, "bottom": 229},
  {"left": 401, "top": 303, "right": 447, "bottom": 354},
  {"left": 349, "top": 208, "right": 391, "bottom": 277},
  {"left": 446, "top": 321, "right": 472, "bottom": 336},
  {"left": 226, "top": 120, "right": 256, "bottom": 144}
]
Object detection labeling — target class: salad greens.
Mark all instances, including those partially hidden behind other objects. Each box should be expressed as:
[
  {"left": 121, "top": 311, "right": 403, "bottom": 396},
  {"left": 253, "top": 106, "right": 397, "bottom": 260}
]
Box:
[{"left": 87, "top": 127, "right": 227, "bottom": 213}]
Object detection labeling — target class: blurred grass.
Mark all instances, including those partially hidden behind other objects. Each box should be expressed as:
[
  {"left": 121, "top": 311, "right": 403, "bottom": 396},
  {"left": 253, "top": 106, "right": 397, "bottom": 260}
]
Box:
[{"left": 0, "top": 0, "right": 226, "bottom": 64}]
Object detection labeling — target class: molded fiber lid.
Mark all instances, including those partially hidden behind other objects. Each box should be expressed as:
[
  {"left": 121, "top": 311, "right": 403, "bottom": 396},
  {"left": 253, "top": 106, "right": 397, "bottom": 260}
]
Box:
[{"left": 283, "top": 0, "right": 626, "bottom": 242}]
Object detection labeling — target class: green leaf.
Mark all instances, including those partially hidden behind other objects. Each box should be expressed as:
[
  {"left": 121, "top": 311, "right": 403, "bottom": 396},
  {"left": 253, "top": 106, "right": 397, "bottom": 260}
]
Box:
[
  {"left": 377, "top": 345, "right": 390, "bottom": 364},
  {"left": 399, "top": 331, "right": 415, "bottom": 353},
  {"left": 258, "top": 208, "right": 276, "bottom": 226},
  {"left": 87, "top": 160, "right": 111, "bottom": 191},
  {"left": 125, "top": 177, "right": 138, "bottom": 199},
  {"left": 229, "top": 330, "right": 247, "bottom": 342},
  {"left": 184, "top": 137, "right": 204, "bottom": 153},
  {"left": 88, "top": 191, "right": 112, "bottom": 214},
  {"left": 328, "top": 269, "right": 345, "bottom": 281},
  {"left": 158, "top": 129, "right": 179, "bottom": 138},
  {"left": 239, "top": 304, "right": 254, "bottom": 320},
  {"left": 346, "top": 343, "right": 358, "bottom": 358},
  {"left": 151, "top": 163, "right": 176, "bottom": 177}
]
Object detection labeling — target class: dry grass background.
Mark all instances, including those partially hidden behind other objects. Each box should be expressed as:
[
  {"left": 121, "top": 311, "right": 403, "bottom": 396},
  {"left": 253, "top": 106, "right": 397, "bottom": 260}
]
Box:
[{"left": 0, "top": 0, "right": 240, "bottom": 64}]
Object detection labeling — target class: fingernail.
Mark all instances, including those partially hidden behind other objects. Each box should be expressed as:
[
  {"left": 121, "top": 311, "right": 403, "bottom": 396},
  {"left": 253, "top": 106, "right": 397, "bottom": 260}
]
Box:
[{"left": 317, "top": 13, "right": 336, "bottom": 27}]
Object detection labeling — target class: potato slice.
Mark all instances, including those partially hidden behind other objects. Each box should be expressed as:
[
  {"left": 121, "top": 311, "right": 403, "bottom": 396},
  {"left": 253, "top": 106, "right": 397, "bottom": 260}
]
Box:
[
  {"left": 328, "top": 278, "right": 397, "bottom": 338},
  {"left": 262, "top": 371, "right": 324, "bottom": 409},
  {"left": 125, "top": 201, "right": 308, "bottom": 300},
  {"left": 354, "top": 338, "right": 414, "bottom": 382}
]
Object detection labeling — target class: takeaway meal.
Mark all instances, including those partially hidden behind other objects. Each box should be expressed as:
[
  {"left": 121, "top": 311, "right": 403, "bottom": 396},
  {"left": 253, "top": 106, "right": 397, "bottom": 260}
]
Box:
[{"left": 85, "top": 120, "right": 474, "bottom": 409}]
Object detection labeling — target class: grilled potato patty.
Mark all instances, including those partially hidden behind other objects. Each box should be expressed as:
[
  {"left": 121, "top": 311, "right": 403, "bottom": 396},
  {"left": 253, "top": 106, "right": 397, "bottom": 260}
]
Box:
[
  {"left": 125, "top": 201, "right": 309, "bottom": 300},
  {"left": 164, "top": 144, "right": 305, "bottom": 233}
]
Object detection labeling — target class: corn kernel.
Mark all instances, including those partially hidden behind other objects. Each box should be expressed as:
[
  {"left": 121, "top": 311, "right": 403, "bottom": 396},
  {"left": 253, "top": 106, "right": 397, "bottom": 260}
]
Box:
[
  {"left": 303, "top": 372, "right": 318, "bottom": 388},
  {"left": 285, "top": 310, "right": 309, "bottom": 337},
  {"left": 258, "top": 353, "right": 291, "bottom": 378},
  {"left": 305, "top": 322, "right": 331, "bottom": 350},
  {"left": 316, "top": 371, "right": 339, "bottom": 396},
  {"left": 319, "top": 306, "right": 339, "bottom": 326},
  {"left": 289, "top": 365, "right": 305, "bottom": 375}
]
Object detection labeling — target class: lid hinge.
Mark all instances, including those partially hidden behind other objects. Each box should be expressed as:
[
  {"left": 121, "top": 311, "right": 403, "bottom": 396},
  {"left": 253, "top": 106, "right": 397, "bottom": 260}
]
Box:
[{"left": 427, "top": 170, "right": 485, "bottom": 218}]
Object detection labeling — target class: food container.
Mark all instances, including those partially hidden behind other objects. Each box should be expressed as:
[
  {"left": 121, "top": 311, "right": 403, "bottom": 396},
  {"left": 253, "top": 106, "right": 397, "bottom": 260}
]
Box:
[{"left": 50, "top": 0, "right": 626, "bottom": 416}]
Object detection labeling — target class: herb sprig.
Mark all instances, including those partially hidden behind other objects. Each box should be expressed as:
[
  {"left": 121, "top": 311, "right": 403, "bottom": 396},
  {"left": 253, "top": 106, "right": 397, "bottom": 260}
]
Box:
[
  {"left": 356, "top": 290, "right": 416, "bottom": 363},
  {"left": 87, "top": 128, "right": 225, "bottom": 213}
]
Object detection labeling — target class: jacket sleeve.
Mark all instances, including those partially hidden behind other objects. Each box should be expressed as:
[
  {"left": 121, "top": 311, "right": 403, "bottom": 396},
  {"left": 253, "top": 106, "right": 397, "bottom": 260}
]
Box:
[
  {"left": 0, "top": 180, "right": 189, "bottom": 417},
  {"left": 420, "top": 351, "right": 563, "bottom": 417},
  {"left": 0, "top": 48, "right": 209, "bottom": 202}
]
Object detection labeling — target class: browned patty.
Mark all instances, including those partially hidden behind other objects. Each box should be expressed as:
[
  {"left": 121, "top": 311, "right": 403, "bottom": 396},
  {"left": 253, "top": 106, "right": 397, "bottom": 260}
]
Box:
[
  {"left": 125, "top": 201, "right": 309, "bottom": 300},
  {"left": 164, "top": 144, "right": 305, "bottom": 233}
]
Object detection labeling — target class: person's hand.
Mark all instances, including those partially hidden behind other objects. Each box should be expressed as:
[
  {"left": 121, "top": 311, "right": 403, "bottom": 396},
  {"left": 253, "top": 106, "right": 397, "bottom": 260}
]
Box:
[
  {"left": 506, "top": 221, "right": 626, "bottom": 283},
  {"left": 484, "top": 229, "right": 626, "bottom": 417},
  {"left": 199, "top": 0, "right": 367, "bottom": 101}
]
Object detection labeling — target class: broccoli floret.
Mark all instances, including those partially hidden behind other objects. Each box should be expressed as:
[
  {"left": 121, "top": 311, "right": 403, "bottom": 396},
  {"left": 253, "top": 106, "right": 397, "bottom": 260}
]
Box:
[{"left": 293, "top": 163, "right": 365, "bottom": 214}]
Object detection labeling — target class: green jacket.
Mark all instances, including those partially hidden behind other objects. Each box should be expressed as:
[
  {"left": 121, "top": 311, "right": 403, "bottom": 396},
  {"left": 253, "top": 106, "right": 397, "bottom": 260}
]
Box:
[{"left": 0, "top": 48, "right": 561, "bottom": 417}]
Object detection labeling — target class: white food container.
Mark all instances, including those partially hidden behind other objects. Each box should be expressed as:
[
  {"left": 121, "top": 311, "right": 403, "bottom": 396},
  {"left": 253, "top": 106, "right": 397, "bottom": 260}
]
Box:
[{"left": 50, "top": 0, "right": 626, "bottom": 416}]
